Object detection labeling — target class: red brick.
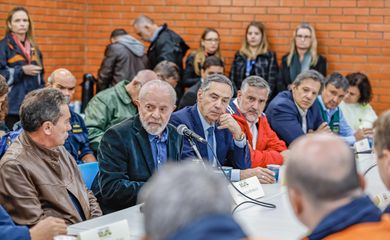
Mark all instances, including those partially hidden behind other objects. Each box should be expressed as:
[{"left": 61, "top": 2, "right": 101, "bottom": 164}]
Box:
[
  {"left": 331, "top": 1, "right": 356, "bottom": 7},
  {"left": 231, "top": 14, "right": 255, "bottom": 21},
  {"left": 256, "top": 0, "right": 280, "bottom": 7},
  {"left": 342, "top": 23, "right": 368, "bottom": 31},
  {"left": 209, "top": 0, "right": 232, "bottom": 6},
  {"left": 357, "top": 16, "right": 384, "bottom": 23},
  {"left": 356, "top": 31, "right": 383, "bottom": 39},
  {"left": 328, "top": 47, "right": 354, "bottom": 55},
  {"left": 305, "top": 0, "right": 330, "bottom": 7},
  {"left": 198, "top": 6, "right": 220, "bottom": 13},
  {"left": 343, "top": 8, "right": 369, "bottom": 16},
  {"left": 221, "top": 7, "right": 243, "bottom": 13},
  {"left": 316, "top": 23, "right": 341, "bottom": 31},
  {"left": 341, "top": 39, "right": 368, "bottom": 47},
  {"left": 280, "top": 0, "right": 304, "bottom": 7},
  {"left": 256, "top": 14, "right": 280, "bottom": 22},
  {"left": 329, "top": 31, "right": 356, "bottom": 39},
  {"left": 358, "top": 0, "right": 385, "bottom": 7},
  {"left": 233, "top": 0, "right": 256, "bottom": 6},
  {"left": 330, "top": 16, "right": 356, "bottom": 23},
  {"left": 243, "top": 7, "right": 266, "bottom": 14},
  {"left": 370, "top": 8, "right": 388, "bottom": 15},
  {"left": 317, "top": 8, "right": 342, "bottom": 15},
  {"left": 291, "top": 7, "right": 316, "bottom": 14},
  {"left": 267, "top": 7, "right": 291, "bottom": 14},
  {"left": 369, "top": 24, "right": 390, "bottom": 32}
]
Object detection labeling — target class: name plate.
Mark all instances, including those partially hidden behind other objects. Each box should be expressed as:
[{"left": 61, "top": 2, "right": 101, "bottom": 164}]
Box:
[
  {"left": 355, "top": 138, "right": 371, "bottom": 153},
  {"left": 78, "top": 219, "right": 130, "bottom": 240},
  {"left": 229, "top": 176, "right": 264, "bottom": 205}
]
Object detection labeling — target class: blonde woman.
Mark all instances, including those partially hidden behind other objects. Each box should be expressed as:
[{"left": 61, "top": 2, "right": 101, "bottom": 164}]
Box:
[
  {"left": 0, "top": 7, "right": 44, "bottom": 129},
  {"left": 182, "top": 28, "right": 223, "bottom": 88},
  {"left": 277, "top": 23, "right": 326, "bottom": 94},
  {"left": 230, "top": 21, "right": 278, "bottom": 92}
]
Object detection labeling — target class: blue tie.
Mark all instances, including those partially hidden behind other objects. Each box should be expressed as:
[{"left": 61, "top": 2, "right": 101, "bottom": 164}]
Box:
[{"left": 207, "top": 126, "right": 216, "bottom": 166}]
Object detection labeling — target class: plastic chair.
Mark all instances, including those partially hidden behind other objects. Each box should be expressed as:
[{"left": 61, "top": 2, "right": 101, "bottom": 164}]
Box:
[{"left": 78, "top": 162, "right": 99, "bottom": 189}]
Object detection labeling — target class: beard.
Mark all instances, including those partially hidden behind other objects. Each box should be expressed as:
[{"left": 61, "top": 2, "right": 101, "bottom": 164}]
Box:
[{"left": 140, "top": 116, "right": 167, "bottom": 136}]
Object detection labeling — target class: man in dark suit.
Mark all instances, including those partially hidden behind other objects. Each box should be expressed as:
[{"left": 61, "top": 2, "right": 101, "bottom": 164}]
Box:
[
  {"left": 92, "top": 80, "right": 183, "bottom": 214},
  {"left": 170, "top": 74, "right": 251, "bottom": 181},
  {"left": 178, "top": 56, "right": 224, "bottom": 109},
  {"left": 265, "top": 70, "right": 329, "bottom": 146}
]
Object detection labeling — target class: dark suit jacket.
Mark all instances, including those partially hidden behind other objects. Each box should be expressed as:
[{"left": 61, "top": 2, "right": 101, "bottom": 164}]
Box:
[
  {"left": 91, "top": 115, "right": 183, "bottom": 214},
  {"left": 170, "top": 105, "right": 250, "bottom": 169},
  {"left": 265, "top": 90, "right": 323, "bottom": 146},
  {"left": 178, "top": 81, "right": 201, "bottom": 109}
]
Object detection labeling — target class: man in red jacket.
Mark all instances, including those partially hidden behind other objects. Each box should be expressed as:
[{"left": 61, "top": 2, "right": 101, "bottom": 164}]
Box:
[{"left": 229, "top": 76, "right": 287, "bottom": 183}]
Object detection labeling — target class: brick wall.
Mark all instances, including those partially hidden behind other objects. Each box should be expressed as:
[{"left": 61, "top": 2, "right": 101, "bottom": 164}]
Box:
[{"left": 1, "top": 0, "right": 389, "bottom": 113}]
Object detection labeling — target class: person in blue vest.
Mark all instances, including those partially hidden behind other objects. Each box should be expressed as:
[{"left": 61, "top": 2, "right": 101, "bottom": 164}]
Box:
[
  {"left": 48, "top": 68, "right": 96, "bottom": 164},
  {"left": 317, "top": 72, "right": 365, "bottom": 145},
  {"left": 0, "top": 205, "right": 66, "bottom": 240}
]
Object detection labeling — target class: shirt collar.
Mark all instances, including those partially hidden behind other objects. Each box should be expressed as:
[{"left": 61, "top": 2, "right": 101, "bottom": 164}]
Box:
[
  {"left": 150, "top": 26, "right": 163, "bottom": 42},
  {"left": 197, "top": 105, "right": 214, "bottom": 131},
  {"left": 148, "top": 127, "right": 169, "bottom": 143},
  {"left": 318, "top": 95, "right": 339, "bottom": 115}
]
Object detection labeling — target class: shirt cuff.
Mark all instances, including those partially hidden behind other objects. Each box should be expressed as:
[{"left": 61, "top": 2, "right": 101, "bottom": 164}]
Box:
[
  {"left": 233, "top": 136, "right": 246, "bottom": 148},
  {"left": 231, "top": 169, "right": 241, "bottom": 182}
]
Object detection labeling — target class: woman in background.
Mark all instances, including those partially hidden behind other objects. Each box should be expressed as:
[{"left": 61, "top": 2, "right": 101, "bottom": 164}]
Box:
[
  {"left": 276, "top": 23, "right": 326, "bottom": 97},
  {"left": 0, "top": 7, "right": 44, "bottom": 129},
  {"left": 182, "top": 28, "right": 222, "bottom": 88},
  {"left": 340, "top": 72, "right": 377, "bottom": 137},
  {"left": 230, "top": 21, "right": 278, "bottom": 92}
]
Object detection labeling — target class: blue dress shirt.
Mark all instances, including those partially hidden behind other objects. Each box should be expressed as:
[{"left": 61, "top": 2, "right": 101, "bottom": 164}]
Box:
[{"left": 148, "top": 128, "right": 169, "bottom": 170}]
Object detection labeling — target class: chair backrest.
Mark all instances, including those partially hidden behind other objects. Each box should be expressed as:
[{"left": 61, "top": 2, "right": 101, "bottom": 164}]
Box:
[{"left": 78, "top": 162, "right": 99, "bottom": 189}]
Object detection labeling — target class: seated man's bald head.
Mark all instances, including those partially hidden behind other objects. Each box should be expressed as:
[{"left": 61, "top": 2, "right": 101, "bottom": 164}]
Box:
[{"left": 286, "top": 134, "right": 361, "bottom": 202}]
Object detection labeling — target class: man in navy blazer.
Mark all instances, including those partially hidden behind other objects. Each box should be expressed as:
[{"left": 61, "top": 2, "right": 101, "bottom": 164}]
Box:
[
  {"left": 170, "top": 74, "right": 251, "bottom": 181},
  {"left": 266, "top": 70, "right": 329, "bottom": 146}
]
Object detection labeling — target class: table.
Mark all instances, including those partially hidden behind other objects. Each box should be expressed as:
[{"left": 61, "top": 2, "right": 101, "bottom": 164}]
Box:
[{"left": 68, "top": 154, "right": 387, "bottom": 240}]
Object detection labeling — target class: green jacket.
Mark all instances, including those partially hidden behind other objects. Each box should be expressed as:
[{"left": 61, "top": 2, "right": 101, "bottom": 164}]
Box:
[{"left": 84, "top": 80, "right": 137, "bottom": 152}]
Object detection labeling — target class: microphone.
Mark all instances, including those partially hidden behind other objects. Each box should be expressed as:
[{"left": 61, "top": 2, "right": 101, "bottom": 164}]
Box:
[{"left": 176, "top": 124, "right": 207, "bottom": 144}]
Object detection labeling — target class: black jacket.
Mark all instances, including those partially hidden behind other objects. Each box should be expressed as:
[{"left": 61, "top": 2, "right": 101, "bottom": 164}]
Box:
[
  {"left": 276, "top": 53, "right": 327, "bottom": 95},
  {"left": 91, "top": 115, "right": 183, "bottom": 214},
  {"left": 147, "top": 24, "right": 189, "bottom": 73},
  {"left": 229, "top": 50, "right": 278, "bottom": 92},
  {"left": 182, "top": 53, "right": 200, "bottom": 88},
  {"left": 178, "top": 81, "right": 201, "bottom": 109}
]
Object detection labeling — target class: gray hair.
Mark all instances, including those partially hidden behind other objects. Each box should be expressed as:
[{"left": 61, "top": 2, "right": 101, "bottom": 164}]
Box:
[
  {"left": 240, "top": 76, "right": 271, "bottom": 96},
  {"left": 133, "top": 15, "right": 154, "bottom": 26},
  {"left": 139, "top": 161, "right": 232, "bottom": 240},
  {"left": 293, "top": 69, "right": 325, "bottom": 93},
  {"left": 324, "top": 72, "right": 349, "bottom": 91},
  {"left": 200, "top": 74, "right": 234, "bottom": 97},
  {"left": 285, "top": 134, "right": 360, "bottom": 202},
  {"left": 20, "top": 88, "right": 67, "bottom": 132},
  {"left": 139, "top": 80, "right": 177, "bottom": 105}
]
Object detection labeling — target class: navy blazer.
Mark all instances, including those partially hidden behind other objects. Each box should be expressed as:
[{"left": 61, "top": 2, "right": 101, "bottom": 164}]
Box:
[
  {"left": 265, "top": 90, "right": 323, "bottom": 146},
  {"left": 92, "top": 115, "right": 183, "bottom": 214},
  {"left": 170, "top": 104, "right": 250, "bottom": 169}
]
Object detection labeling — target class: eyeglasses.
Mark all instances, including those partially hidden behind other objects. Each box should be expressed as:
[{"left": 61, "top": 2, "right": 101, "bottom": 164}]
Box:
[
  {"left": 204, "top": 38, "right": 219, "bottom": 43},
  {"left": 296, "top": 35, "right": 312, "bottom": 40}
]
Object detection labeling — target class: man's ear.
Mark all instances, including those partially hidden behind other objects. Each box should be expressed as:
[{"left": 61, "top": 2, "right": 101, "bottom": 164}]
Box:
[
  {"left": 197, "top": 89, "right": 203, "bottom": 102},
  {"left": 358, "top": 173, "right": 366, "bottom": 191},
  {"left": 42, "top": 121, "right": 53, "bottom": 135},
  {"left": 382, "top": 149, "right": 390, "bottom": 174},
  {"left": 288, "top": 187, "right": 303, "bottom": 216},
  {"left": 237, "top": 90, "right": 242, "bottom": 100},
  {"left": 134, "top": 99, "right": 140, "bottom": 108}
]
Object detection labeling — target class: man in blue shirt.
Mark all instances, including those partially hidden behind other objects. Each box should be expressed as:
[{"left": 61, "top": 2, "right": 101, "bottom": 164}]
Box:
[
  {"left": 170, "top": 74, "right": 251, "bottom": 181},
  {"left": 92, "top": 80, "right": 183, "bottom": 214},
  {"left": 48, "top": 68, "right": 96, "bottom": 163},
  {"left": 0, "top": 205, "right": 66, "bottom": 240},
  {"left": 317, "top": 72, "right": 365, "bottom": 145}
]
